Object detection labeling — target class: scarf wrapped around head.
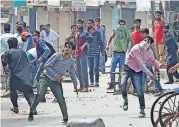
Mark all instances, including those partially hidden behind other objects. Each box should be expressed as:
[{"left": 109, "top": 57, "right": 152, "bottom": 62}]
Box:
[{"left": 138, "top": 40, "right": 150, "bottom": 53}]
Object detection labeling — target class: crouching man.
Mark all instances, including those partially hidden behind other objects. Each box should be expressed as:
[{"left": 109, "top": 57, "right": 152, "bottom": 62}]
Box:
[
  {"left": 121, "top": 36, "right": 162, "bottom": 118},
  {"left": 28, "top": 41, "right": 78, "bottom": 124}
]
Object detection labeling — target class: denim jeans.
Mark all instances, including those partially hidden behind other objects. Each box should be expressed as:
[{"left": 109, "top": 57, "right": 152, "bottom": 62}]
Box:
[
  {"left": 121, "top": 65, "right": 145, "bottom": 109},
  {"left": 88, "top": 55, "right": 100, "bottom": 85},
  {"left": 99, "top": 53, "right": 105, "bottom": 73},
  {"left": 36, "top": 62, "right": 45, "bottom": 82},
  {"left": 110, "top": 52, "right": 125, "bottom": 86},
  {"left": 30, "top": 73, "right": 68, "bottom": 119},
  {"left": 76, "top": 54, "right": 89, "bottom": 88},
  {"left": 27, "top": 52, "right": 38, "bottom": 81}
]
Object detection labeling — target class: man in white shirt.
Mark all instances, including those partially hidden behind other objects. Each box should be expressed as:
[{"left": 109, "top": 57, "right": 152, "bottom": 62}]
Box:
[{"left": 40, "top": 24, "right": 59, "bottom": 46}]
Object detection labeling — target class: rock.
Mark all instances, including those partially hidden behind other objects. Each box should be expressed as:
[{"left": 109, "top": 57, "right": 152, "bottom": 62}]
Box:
[{"left": 66, "top": 118, "right": 105, "bottom": 127}]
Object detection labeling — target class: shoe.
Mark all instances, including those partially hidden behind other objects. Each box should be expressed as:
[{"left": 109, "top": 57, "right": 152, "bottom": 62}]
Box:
[
  {"left": 91, "top": 84, "right": 99, "bottom": 87},
  {"left": 81, "top": 88, "right": 89, "bottom": 92},
  {"left": 164, "top": 81, "right": 173, "bottom": 84},
  {"left": 123, "top": 100, "right": 128, "bottom": 111},
  {"left": 62, "top": 118, "right": 68, "bottom": 125},
  {"left": 33, "top": 109, "right": 38, "bottom": 115},
  {"left": 10, "top": 107, "right": 19, "bottom": 114},
  {"left": 175, "top": 79, "right": 179, "bottom": 82},
  {"left": 77, "top": 87, "right": 84, "bottom": 92},
  {"left": 106, "top": 83, "right": 114, "bottom": 90},
  {"left": 139, "top": 111, "right": 146, "bottom": 118},
  {"left": 89, "top": 84, "right": 94, "bottom": 87},
  {"left": 28, "top": 112, "right": 34, "bottom": 121}
]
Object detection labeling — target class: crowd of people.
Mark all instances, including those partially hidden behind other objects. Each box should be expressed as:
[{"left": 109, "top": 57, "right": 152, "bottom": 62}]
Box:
[{"left": 1, "top": 10, "right": 179, "bottom": 123}]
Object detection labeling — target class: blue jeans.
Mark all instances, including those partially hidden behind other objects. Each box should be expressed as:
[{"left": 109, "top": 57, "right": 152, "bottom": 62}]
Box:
[
  {"left": 76, "top": 54, "right": 89, "bottom": 88},
  {"left": 99, "top": 53, "right": 105, "bottom": 73},
  {"left": 88, "top": 55, "right": 100, "bottom": 85},
  {"left": 27, "top": 52, "right": 38, "bottom": 81},
  {"left": 110, "top": 52, "right": 125, "bottom": 86},
  {"left": 121, "top": 66, "right": 145, "bottom": 109},
  {"left": 36, "top": 62, "right": 45, "bottom": 82}
]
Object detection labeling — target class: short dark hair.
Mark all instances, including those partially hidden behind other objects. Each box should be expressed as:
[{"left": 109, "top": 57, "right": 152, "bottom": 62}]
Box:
[
  {"left": 87, "top": 19, "right": 94, "bottom": 24},
  {"left": 4, "top": 23, "right": 11, "bottom": 32},
  {"left": 141, "top": 28, "right": 149, "bottom": 35},
  {"left": 16, "top": 25, "right": 23, "bottom": 33},
  {"left": 77, "top": 19, "right": 84, "bottom": 24},
  {"left": 95, "top": 17, "right": 100, "bottom": 22},
  {"left": 64, "top": 41, "right": 76, "bottom": 50},
  {"left": 119, "top": 20, "right": 126, "bottom": 24},
  {"left": 7, "top": 37, "right": 18, "bottom": 48},
  {"left": 155, "top": 11, "right": 162, "bottom": 15},
  {"left": 33, "top": 30, "right": 40, "bottom": 36},
  {"left": 71, "top": 25, "right": 76, "bottom": 29},
  {"left": 134, "top": 19, "right": 142, "bottom": 23},
  {"left": 145, "top": 36, "right": 154, "bottom": 44}
]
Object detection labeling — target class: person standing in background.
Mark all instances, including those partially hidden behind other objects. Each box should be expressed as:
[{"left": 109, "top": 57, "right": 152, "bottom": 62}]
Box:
[
  {"left": 173, "top": 13, "right": 179, "bottom": 43},
  {"left": 131, "top": 19, "right": 143, "bottom": 46},
  {"left": 95, "top": 17, "right": 107, "bottom": 74},
  {"left": 65, "top": 25, "right": 77, "bottom": 44},
  {"left": 106, "top": 20, "right": 131, "bottom": 90},
  {"left": 152, "top": 11, "right": 166, "bottom": 63},
  {"left": 75, "top": 19, "right": 93, "bottom": 92},
  {"left": 40, "top": 24, "right": 59, "bottom": 46}
]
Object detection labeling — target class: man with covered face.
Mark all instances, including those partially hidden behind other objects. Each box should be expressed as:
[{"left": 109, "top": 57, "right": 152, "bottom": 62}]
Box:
[
  {"left": 121, "top": 36, "right": 160, "bottom": 118},
  {"left": 40, "top": 24, "right": 59, "bottom": 46}
]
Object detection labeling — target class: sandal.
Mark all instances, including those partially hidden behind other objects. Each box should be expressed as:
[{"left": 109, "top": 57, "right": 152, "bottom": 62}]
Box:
[
  {"left": 81, "top": 88, "right": 89, "bottom": 92},
  {"left": 77, "top": 87, "right": 84, "bottom": 92},
  {"left": 123, "top": 100, "right": 128, "bottom": 111}
]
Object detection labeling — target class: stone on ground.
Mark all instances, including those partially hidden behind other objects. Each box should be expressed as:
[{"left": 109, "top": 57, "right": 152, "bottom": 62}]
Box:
[{"left": 66, "top": 118, "right": 105, "bottom": 127}]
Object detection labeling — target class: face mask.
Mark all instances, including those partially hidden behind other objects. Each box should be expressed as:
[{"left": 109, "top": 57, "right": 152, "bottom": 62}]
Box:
[{"left": 139, "top": 41, "right": 150, "bottom": 51}]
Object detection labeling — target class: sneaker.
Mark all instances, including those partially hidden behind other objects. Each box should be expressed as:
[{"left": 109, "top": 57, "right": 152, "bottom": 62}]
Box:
[
  {"left": 10, "top": 107, "right": 19, "bottom": 114},
  {"left": 62, "top": 118, "right": 68, "bottom": 125},
  {"left": 106, "top": 83, "right": 114, "bottom": 90},
  {"left": 154, "top": 90, "right": 164, "bottom": 97},
  {"left": 139, "top": 111, "right": 146, "bottom": 118},
  {"left": 28, "top": 112, "right": 34, "bottom": 121},
  {"left": 123, "top": 100, "right": 128, "bottom": 111}
]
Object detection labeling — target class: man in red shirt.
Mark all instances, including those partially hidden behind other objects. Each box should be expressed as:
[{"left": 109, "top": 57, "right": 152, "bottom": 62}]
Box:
[
  {"left": 153, "top": 11, "right": 166, "bottom": 63},
  {"left": 131, "top": 19, "right": 144, "bottom": 46}
]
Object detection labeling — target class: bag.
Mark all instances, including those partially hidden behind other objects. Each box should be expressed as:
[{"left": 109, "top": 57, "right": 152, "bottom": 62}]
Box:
[{"left": 43, "top": 40, "right": 56, "bottom": 58}]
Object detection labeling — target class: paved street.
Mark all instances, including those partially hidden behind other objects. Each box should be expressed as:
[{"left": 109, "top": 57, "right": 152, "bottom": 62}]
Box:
[{"left": 1, "top": 64, "right": 179, "bottom": 127}]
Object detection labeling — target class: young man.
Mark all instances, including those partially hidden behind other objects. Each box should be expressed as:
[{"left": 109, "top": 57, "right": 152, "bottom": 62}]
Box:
[
  {"left": 121, "top": 36, "right": 160, "bottom": 118},
  {"left": 2, "top": 37, "right": 36, "bottom": 114},
  {"left": 141, "top": 28, "right": 163, "bottom": 93},
  {"left": 28, "top": 42, "right": 78, "bottom": 124},
  {"left": 75, "top": 19, "right": 93, "bottom": 92},
  {"left": 0, "top": 23, "right": 15, "bottom": 97},
  {"left": 65, "top": 25, "right": 77, "bottom": 44},
  {"left": 172, "top": 13, "right": 179, "bottom": 42},
  {"left": 87, "top": 19, "right": 95, "bottom": 28},
  {"left": 163, "top": 24, "right": 179, "bottom": 84},
  {"left": 131, "top": 19, "right": 143, "bottom": 45},
  {"left": 87, "top": 26, "right": 105, "bottom": 87},
  {"left": 153, "top": 11, "right": 167, "bottom": 63},
  {"left": 40, "top": 24, "right": 59, "bottom": 46},
  {"left": 95, "top": 17, "right": 107, "bottom": 73},
  {"left": 106, "top": 20, "right": 131, "bottom": 89}
]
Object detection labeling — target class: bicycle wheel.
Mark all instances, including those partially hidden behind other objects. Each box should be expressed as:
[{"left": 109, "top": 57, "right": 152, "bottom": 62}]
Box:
[
  {"left": 159, "top": 92, "right": 179, "bottom": 127},
  {"left": 150, "top": 92, "right": 175, "bottom": 126}
]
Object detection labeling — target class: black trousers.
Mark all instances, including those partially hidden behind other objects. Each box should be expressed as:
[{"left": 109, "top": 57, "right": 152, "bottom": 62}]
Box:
[
  {"left": 167, "top": 62, "right": 179, "bottom": 82},
  {"left": 10, "top": 76, "right": 34, "bottom": 107}
]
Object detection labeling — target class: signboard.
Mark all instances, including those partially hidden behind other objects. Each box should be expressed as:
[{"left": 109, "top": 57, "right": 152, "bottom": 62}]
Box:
[
  {"left": 20, "top": 7, "right": 29, "bottom": 16},
  {"left": 13, "top": 0, "right": 26, "bottom": 7},
  {"left": 1, "top": 8, "right": 9, "bottom": 18},
  {"left": 85, "top": 0, "right": 99, "bottom": 7},
  {"left": 60, "top": 1, "right": 72, "bottom": 7},
  {"left": 71, "top": 1, "right": 86, "bottom": 12},
  {"left": 47, "top": 0, "right": 60, "bottom": 6}
]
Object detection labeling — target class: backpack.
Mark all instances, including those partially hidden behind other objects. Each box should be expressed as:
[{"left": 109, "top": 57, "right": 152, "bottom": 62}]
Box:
[{"left": 42, "top": 40, "right": 56, "bottom": 59}]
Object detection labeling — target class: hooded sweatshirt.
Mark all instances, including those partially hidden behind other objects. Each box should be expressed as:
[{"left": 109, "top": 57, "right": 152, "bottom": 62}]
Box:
[{"left": 125, "top": 40, "right": 159, "bottom": 77}]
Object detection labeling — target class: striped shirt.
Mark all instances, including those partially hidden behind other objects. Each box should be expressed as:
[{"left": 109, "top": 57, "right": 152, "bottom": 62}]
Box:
[
  {"left": 87, "top": 31, "right": 104, "bottom": 57},
  {"left": 43, "top": 53, "right": 77, "bottom": 85}
]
